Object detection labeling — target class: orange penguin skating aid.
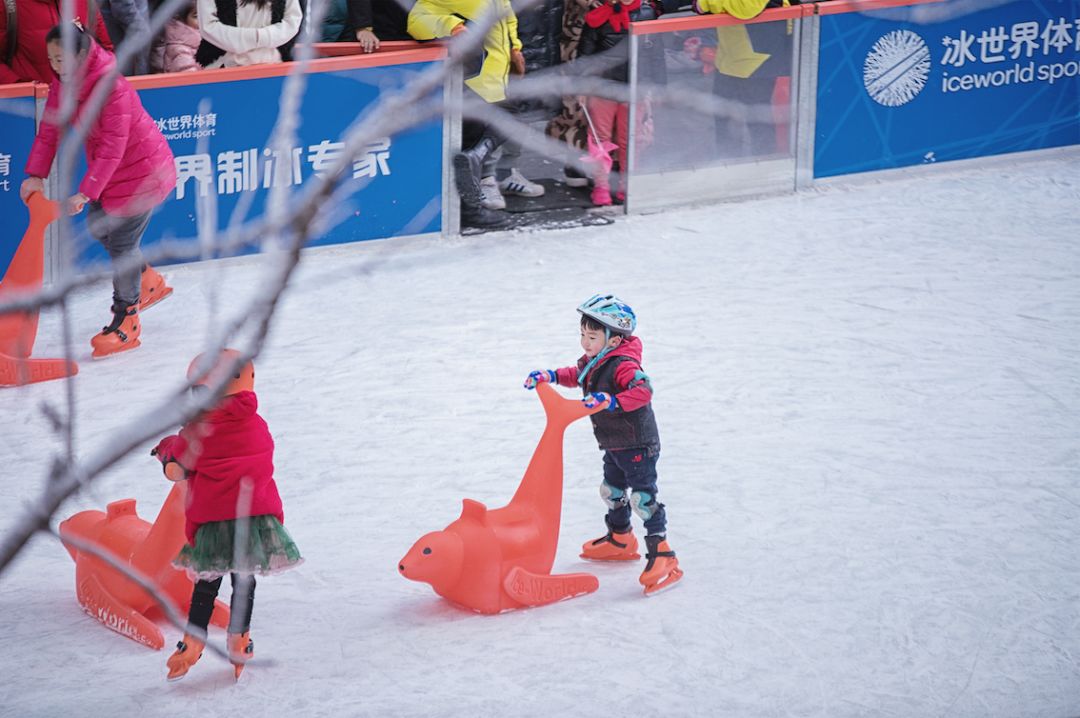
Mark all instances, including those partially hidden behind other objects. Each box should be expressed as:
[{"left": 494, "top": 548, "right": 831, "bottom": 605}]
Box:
[
  {"left": 59, "top": 482, "right": 230, "bottom": 649},
  {"left": 398, "top": 383, "right": 603, "bottom": 614},
  {"left": 0, "top": 192, "right": 78, "bottom": 386}
]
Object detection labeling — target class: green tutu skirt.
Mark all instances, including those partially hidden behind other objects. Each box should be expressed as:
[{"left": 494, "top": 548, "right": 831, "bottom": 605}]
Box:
[{"left": 173, "top": 515, "right": 303, "bottom": 581}]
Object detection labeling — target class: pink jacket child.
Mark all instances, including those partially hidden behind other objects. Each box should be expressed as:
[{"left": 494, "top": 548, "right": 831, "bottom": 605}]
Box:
[
  {"left": 151, "top": 16, "right": 202, "bottom": 73},
  {"left": 21, "top": 24, "right": 177, "bottom": 359}
]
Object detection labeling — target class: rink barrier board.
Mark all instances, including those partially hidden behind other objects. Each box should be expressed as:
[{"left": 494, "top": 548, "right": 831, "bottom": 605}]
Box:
[
  {"left": 813, "top": 0, "right": 1080, "bottom": 177},
  {"left": 28, "top": 47, "right": 449, "bottom": 277},
  {"left": 0, "top": 83, "right": 40, "bottom": 282}
]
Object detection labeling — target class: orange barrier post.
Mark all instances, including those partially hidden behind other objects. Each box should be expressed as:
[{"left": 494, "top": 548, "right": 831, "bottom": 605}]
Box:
[
  {"left": 59, "top": 481, "right": 230, "bottom": 649},
  {"left": 399, "top": 383, "right": 603, "bottom": 614},
  {"left": 0, "top": 192, "right": 78, "bottom": 387}
]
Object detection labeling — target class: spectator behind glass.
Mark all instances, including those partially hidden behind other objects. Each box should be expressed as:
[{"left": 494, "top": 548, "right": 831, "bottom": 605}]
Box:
[
  {"left": 319, "top": 0, "right": 413, "bottom": 52},
  {"left": 150, "top": 2, "right": 201, "bottom": 72},
  {"left": 576, "top": 0, "right": 660, "bottom": 205},
  {"left": 545, "top": 0, "right": 603, "bottom": 188},
  {"left": 194, "top": 0, "right": 302, "bottom": 68},
  {"left": 99, "top": 0, "right": 152, "bottom": 74},
  {"left": 692, "top": 0, "right": 796, "bottom": 157},
  {"left": 0, "top": 0, "right": 114, "bottom": 84}
]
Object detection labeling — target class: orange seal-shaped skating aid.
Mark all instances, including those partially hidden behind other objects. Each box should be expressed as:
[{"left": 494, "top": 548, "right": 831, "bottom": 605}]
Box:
[
  {"left": 59, "top": 482, "right": 230, "bottom": 649},
  {"left": 399, "top": 383, "right": 603, "bottom": 614}
]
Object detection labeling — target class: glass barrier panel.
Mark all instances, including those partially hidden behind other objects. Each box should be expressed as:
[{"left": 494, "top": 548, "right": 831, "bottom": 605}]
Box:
[{"left": 627, "top": 15, "right": 801, "bottom": 213}]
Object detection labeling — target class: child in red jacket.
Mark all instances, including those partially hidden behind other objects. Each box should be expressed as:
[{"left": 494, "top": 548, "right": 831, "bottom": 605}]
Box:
[
  {"left": 152, "top": 349, "right": 302, "bottom": 681},
  {"left": 523, "top": 294, "right": 682, "bottom": 594}
]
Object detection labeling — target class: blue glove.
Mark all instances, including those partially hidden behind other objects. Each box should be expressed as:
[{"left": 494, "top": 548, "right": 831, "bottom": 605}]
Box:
[
  {"left": 524, "top": 369, "right": 556, "bottom": 390},
  {"left": 583, "top": 392, "right": 618, "bottom": 411}
]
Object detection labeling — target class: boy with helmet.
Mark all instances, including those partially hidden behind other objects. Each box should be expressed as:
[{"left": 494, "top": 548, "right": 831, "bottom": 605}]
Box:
[
  {"left": 524, "top": 295, "right": 682, "bottom": 594},
  {"left": 150, "top": 349, "right": 302, "bottom": 681}
]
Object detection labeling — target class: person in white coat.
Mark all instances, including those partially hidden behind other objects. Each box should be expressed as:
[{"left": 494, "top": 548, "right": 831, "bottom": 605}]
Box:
[{"left": 194, "top": 0, "right": 303, "bottom": 68}]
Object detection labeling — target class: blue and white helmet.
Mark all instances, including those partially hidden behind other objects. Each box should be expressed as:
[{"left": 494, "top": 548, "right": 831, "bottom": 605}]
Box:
[{"left": 577, "top": 294, "right": 636, "bottom": 335}]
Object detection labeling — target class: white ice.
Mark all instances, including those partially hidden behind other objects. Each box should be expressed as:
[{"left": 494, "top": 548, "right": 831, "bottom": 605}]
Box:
[{"left": 1, "top": 150, "right": 1079, "bottom": 717}]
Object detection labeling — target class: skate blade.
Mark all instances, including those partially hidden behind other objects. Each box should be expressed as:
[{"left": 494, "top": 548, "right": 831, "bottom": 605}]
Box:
[
  {"left": 233, "top": 664, "right": 244, "bottom": 681},
  {"left": 643, "top": 568, "right": 684, "bottom": 596},
  {"left": 579, "top": 552, "right": 641, "bottom": 562}
]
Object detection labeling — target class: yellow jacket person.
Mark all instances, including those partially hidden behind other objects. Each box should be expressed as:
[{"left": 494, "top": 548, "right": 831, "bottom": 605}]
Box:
[{"left": 408, "top": 0, "right": 523, "bottom": 103}]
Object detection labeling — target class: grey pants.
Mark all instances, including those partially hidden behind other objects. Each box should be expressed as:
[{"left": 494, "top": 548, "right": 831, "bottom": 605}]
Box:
[{"left": 86, "top": 202, "right": 152, "bottom": 306}]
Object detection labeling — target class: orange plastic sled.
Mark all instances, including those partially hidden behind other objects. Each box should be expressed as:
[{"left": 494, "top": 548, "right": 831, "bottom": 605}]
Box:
[
  {"left": 398, "top": 383, "right": 603, "bottom": 614},
  {"left": 0, "top": 192, "right": 78, "bottom": 387},
  {"left": 59, "top": 481, "right": 229, "bottom": 649}
]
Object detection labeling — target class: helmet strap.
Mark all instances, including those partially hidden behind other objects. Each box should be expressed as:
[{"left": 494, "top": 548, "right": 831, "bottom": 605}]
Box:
[{"left": 578, "top": 333, "right": 616, "bottom": 388}]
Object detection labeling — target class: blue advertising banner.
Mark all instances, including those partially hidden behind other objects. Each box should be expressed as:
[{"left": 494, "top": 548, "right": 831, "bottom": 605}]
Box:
[
  {"left": 74, "top": 60, "right": 443, "bottom": 267},
  {"left": 815, "top": 0, "right": 1080, "bottom": 177},
  {"left": 0, "top": 95, "right": 39, "bottom": 279}
]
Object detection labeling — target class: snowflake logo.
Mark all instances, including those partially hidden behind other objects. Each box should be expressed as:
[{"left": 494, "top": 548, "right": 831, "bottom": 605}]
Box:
[{"left": 863, "top": 30, "right": 931, "bottom": 107}]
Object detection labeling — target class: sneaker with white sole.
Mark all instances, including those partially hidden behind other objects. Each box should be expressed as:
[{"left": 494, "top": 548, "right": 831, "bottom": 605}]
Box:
[
  {"left": 499, "top": 168, "right": 545, "bottom": 197},
  {"left": 480, "top": 176, "right": 506, "bottom": 210},
  {"left": 563, "top": 165, "right": 589, "bottom": 188}
]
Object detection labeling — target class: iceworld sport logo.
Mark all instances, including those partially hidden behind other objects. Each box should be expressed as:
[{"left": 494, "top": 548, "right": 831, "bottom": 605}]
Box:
[{"left": 863, "top": 30, "right": 931, "bottom": 107}]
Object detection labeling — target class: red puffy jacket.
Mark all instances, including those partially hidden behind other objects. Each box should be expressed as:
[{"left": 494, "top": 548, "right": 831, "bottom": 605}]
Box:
[
  {"left": 25, "top": 40, "right": 175, "bottom": 216},
  {"left": 0, "top": 0, "right": 113, "bottom": 85},
  {"left": 153, "top": 391, "right": 286, "bottom": 546}
]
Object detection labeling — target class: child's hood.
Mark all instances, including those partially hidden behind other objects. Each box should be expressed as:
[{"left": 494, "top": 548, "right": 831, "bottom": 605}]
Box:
[
  {"left": 165, "top": 17, "right": 201, "bottom": 44},
  {"left": 608, "top": 334, "right": 644, "bottom": 363},
  {"left": 201, "top": 390, "right": 259, "bottom": 424}
]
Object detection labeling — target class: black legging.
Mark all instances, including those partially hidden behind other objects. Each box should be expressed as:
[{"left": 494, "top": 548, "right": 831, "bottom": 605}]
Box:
[{"left": 187, "top": 574, "right": 256, "bottom": 635}]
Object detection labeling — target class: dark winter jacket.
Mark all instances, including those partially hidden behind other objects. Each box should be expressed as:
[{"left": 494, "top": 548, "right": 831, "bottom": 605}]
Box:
[
  {"left": 0, "top": 0, "right": 114, "bottom": 84},
  {"left": 554, "top": 335, "right": 661, "bottom": 452},
  {"left": 576, "top": 0, "right": 660, "bottom": 85},
  {"left": 152, "top": 391, "right": 285, "bottom": 545},
  {"left": 345, "top": 0, "right": 411, "bottom": 39},
  {"left": 319, "top": 0, "right": 412, "bottom": 41}
]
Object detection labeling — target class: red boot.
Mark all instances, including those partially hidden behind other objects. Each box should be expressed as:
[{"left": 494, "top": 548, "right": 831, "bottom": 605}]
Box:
[
  {"left": 138, "top": 265, "right": 173, "bottom": 311},
  {"left": 90, "top": 301, "right": 140, "bottom": 359},
  {"left": 166, "top": 634, "right": 205, "bottom": 681},
  {"left": 639, "top": 534, "right": 683, "bottom": 595},
  {"left": 227, "top": 631, "right": 254, "bottom": 680}
]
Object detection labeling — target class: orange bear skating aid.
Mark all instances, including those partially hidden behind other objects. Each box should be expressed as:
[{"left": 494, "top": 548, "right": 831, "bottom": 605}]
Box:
[{"left": 398, "top": 383, "right": 602, "bottom": 614}]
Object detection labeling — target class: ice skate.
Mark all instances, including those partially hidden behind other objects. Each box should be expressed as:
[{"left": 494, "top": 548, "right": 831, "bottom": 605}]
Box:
[
  {"left": 227, "top": 631, "right": 253, "bottom": 680},
  {"left": 138, "top": 265, "right": 172, "bottom": 311},
  {"left": 580, "top": 519, "right": 640, "bottom": 561},
  {"left": 166, "top": 634, "right": 205, "bottom": 681},
  {"left": 639, "top": 534, "right": 683, "bottom": 595},
  {"left": 90, "top": 300, "right": 140, "bottom": 359}
]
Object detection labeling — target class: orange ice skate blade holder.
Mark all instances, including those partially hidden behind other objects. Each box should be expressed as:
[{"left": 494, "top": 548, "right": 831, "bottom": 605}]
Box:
[
  {"left": 580, "top": 551, "right": 641, "bottom": 562},
  {"left": 90, "top": 335, "right": 142, "bottom": 359},
  {"left": 643, "top": 567, "right": 684, "bottom": 596}
]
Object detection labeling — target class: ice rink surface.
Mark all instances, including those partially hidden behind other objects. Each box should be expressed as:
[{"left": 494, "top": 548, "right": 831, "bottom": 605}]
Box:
[{"left": 1, "top": 151, "right": 1078, "bottom": 717}]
